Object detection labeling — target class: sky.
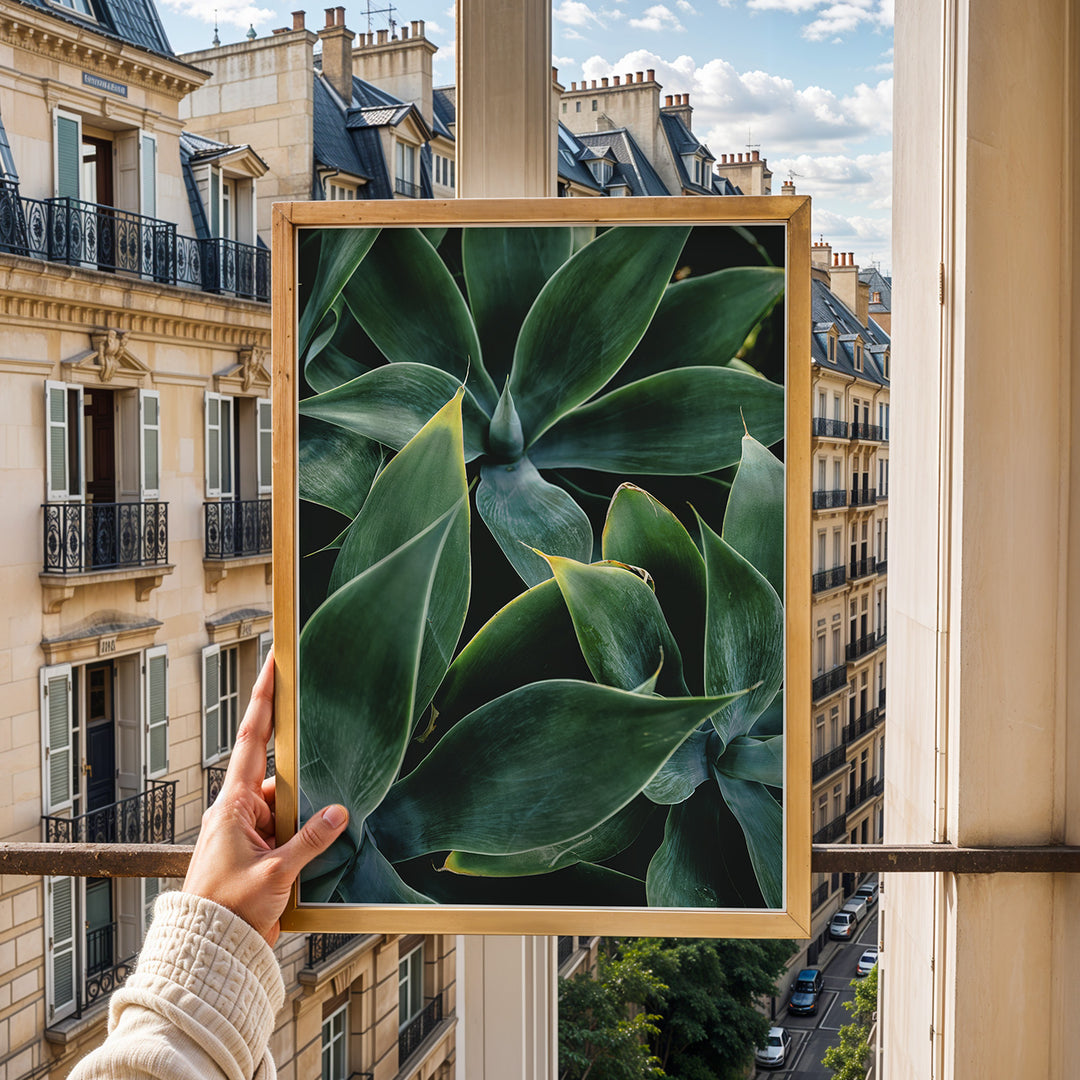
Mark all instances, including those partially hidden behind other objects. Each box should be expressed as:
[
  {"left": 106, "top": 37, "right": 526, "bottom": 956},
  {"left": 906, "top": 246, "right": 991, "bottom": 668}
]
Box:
[{"left": 160, "top": 0, "right": 894, "bottom": 273}]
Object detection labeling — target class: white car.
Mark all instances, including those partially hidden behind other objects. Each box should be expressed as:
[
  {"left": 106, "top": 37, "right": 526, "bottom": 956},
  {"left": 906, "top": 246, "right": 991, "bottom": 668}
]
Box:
[
  {"left": 755, "top": 1026, "right": 792, "bottom": 1069},
  {"left": 856, "top": 947, "right": 879, "bottom": 976}
]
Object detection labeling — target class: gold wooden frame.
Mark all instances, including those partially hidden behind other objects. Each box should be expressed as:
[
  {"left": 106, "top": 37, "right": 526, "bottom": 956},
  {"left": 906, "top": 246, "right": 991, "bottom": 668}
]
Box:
[{"left": 274, "top": 196, "right": 811, "bottom": 936}]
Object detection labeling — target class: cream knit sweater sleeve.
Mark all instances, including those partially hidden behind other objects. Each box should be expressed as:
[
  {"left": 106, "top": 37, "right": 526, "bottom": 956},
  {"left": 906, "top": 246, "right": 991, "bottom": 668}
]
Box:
[{"left": 68, "top": 892, "right": 286, "bottom": 1080}]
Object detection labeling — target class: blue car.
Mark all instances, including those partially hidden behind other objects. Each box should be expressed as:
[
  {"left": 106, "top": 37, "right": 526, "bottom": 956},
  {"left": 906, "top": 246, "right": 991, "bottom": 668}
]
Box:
[{"left": 788, "top": 968, "right": 824, "bottom": 1015}]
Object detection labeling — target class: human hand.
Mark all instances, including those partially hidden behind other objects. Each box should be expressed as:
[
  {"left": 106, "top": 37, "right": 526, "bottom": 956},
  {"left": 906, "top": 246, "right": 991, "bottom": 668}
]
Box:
[{"left": 183, "top": 648, "right": 348, "bottom": 945}]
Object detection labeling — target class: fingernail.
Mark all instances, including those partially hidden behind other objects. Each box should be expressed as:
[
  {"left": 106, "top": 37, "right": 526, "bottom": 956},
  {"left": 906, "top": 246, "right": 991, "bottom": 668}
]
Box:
[{"left": 323, "top": 804, "right": 347, "bottom": 829}]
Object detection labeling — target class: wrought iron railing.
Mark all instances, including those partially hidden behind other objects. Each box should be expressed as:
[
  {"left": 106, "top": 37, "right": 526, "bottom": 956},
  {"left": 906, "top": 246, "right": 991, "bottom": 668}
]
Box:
[
  {"left": 78, "top": 923, "right": 136, "bottom": 1018},
  {"left": 876, "top": 558, "right": 888, "bottom": 575},
  {"left": 850, "top": 487, "right": 878, "bottom": 507},
  {"left": 208, "top": 753, "right": 274, "bottom": 808},
  {"left": 844, "top": 707, "right": 879, "bottom": 745},
  {"left": 812, "top": 664, "right": 847, "bottom": 702},
  {"left": 847, "top": 776, "right": 884, "bottom": 813},
  {"left": 0, "top": 187, "right": 269, "bottom": 301},
  {"left": 813, "top": 814, "right": 847, "bottom": 845},
  {"left": 811, "top": 417, "right": 849, "bottom": 438},
  {"left": 307, "top": 932, "right": 355, "bottom": 967},
  {"left": 42, "top": 501, "right": 168, "bottom": 573},
  {"left": 204, "top": 499, "right": 272, "bottom": 559},
  {"left": 879, "top": 687, "right": 887, "bottom": 712},
  {"left": 399, "top": 993, "right": 443, "bottom": 1065},
  {"left": 812, "top": 566, "right": 846, "bottom": 592},
  {"left": 850, "top": 423, "right": 883, "bottom": 441},
  {"left": 846, "top": 632, "right": 878, "bottom": 662},
  {"left": 43, "top": 780, "right": 176, "bottom": 844},
  {"left": 558, "top": 935, "right": 574, "bottom": 966},
  {"left": 812, "top": 744, "right": 847, "bottom": 782},
  {"left": 812, "top": 489, "right": 847, "bottom": 510},
  {"left": 849, "top": 556, "right": 877, "bottom": 580},
  {"left": 811, "top": 881, "right": 832, "bottom": 909},
  {"left": 395, "top": 177, "right": 422, "bottom": 198}
]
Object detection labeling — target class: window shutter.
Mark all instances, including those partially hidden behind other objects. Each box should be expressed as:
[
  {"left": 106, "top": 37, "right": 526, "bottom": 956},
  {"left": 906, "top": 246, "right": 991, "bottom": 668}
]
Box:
[
  {"left": 258, "top": 630, "right": 273, "bottom": 672},
  {"left": 45, "top": 876, "right": 78, "bottom": 1022},
  {"left": 139, "top": 389, "right": 161, "bottom": 500},
  {"left": 45, "top": 381, "right": 70, "bottom": 502},
  {"left": 40, "top": 664, "right": 73, "bottom": 816},
  {"left": 257, "top": 398, "right": 272, "bottom": 495},
  {"left": 142, "top": 876, "right": 161, "bottom": 934},
  {"left": 54, "top": 112, "right": 80, "bottom": 200},
  {"left": 209, "top": 167, "right": 221, "bottom": 237},
  {"left": 140, "top": 133, "right": 157, "bottom": 219},
  {"left": 144, "top": 645, "right": 168, "bottom": 779},
  {"left": 219, "top": 396, "right": 233, "bottom": 498},
  {"left": 201, "top": 644, "right": 221, "bottom": 767},
  {"left": 205, "top": 392, "right": 221, "bottom": 498}
]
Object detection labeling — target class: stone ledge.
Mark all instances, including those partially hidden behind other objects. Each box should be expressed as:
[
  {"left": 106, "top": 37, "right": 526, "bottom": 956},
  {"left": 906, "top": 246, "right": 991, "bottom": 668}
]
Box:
[
  {"left": 44, "top": 998, "right": 110, "bottom": 1048},
  {"left": 203, "top": 554, "right": 273, "bottom": 593},
  {"left": 40, "top": 565, "right": 174, "bottom": 613}
]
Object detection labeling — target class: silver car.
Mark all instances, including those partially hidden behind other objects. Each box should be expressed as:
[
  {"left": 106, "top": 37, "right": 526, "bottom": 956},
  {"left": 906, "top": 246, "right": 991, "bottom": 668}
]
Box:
[
  {"left": 754, "top": 1026, "right": 792, "bottom": 1069},
  {"left": 856, "top": 947, "right": 879, "bottom": 976}
]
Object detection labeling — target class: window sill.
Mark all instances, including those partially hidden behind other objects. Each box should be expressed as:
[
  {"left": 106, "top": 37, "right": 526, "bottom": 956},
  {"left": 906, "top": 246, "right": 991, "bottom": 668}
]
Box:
[
  {"left": 203, "top": 554, "right": 272, "bottom": 593},
  {"left": 45, "top": 998, "right": 110, "bottom": 1047},
  {"left": 40, "top": 564, "right": 174, "bottom": 613}
]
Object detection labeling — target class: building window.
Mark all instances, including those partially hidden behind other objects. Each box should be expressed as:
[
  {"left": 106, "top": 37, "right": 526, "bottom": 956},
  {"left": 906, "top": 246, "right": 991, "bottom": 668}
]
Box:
[
  {"left": 562, "top": 102, "right": 567, "bottom": 113},
  {"left": 202, "top": 635, "right": 271, "bottom": 768},
  {"left": 51, "top": 0, "right": 95, "bottom": 17},
  {"left": 854, "top": 342, "right": 864, "bottom": 371},
  {"left": 396, "top": 140, "right": 417, "bottom": 186},
  {"left": 322, "top": 1000, "right": 348, "bottom": 1080},
  {"left": 204, "top": 392, "right": 272, "bottom": 500},
  {"left": 827, "top": 335, "right": 837, "bottom": 363},
  {"left": 327, "top": 181, "right": 357, "bottom": 200},
  {"left": 575, "top": 101, "right": 581, "bottom": 112},
  {"left": 399, "top": 943, "right": 424, "bottom": 1027},
  {"left": 591, "top": 99, "right": 598, "bottom": 111}
]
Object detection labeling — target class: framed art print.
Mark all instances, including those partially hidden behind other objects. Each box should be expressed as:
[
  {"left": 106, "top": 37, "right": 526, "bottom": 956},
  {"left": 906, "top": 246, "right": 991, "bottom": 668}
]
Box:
[{"left": 273, "top": 197, "right": 811, "bottom": 937}]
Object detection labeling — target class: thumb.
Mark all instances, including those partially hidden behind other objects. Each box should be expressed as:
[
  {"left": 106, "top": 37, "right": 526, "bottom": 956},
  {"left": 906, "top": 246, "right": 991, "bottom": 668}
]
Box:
[{"left": 276, "top": 804, "right": 350, "bottom": 879}]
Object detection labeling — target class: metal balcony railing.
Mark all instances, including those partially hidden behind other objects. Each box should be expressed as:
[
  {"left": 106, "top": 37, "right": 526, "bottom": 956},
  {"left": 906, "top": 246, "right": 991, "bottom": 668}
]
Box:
[
  {"left": 42, "top": 501, "right": 168, "bottom": 573},
  {"left": 78, "top": 921, "right": 136, "bottom": 1019},
  {"left": 843, "top": 707, "right": 880, "bottom": 745},
  {"left": 811, "top": 881, "right": 832, "bottom": 909},
  {"left": 812, "top": 664, "right": 847, "bottom": 702},
  {"left": 812, "top": 566, "right": 847, "bottom": 593},
  {"left": 850, "top": 487, "right": 878, "bottom": 507},
  {"left": 813, "top": 814, "right": 847, "bottom": 845},
  {"left": 395, "top": 177, "right": 422, "bottom": 198},
  {"left": 812, "top": 417, "right": 849, "bottom": 438},
  {"left": 849, "top": 556, "right": 877, "bottom": 580},
  {"left": 876, "top": 558, "right": 888, "bottom": 575},
  {"left": 43, "top": 780, "right": 176, "bottom": 844},
  {"left": 399, "top": 993, "right": 443, "bottom": 1065},
  {"left": 207, "top": 752, "right": 274, "bottom": 809},
  {"left": 307, "top": 933, "right": 356, "bottom": 967},
  {"left": 558, "top": 935, "right": 574, "bottom": 966},
  {"left": 812, "top": 744, "right": 848, "bottom": 782},
  {"left": 0, "top": 186, "right": 269, "bottom": 302},
  {"left": 846, "top": 632, "right": 878, "bottom": 662},
  {"left": 812, "top": 489, "right": 848, "bottom": 510},
  {"left": 850, "top": 423, "right": 883, "bottom": 441},
  {"left": 847, "top": 776, "right": 884, "bottom": 813},
  {"left": 204, "top": 499, "right": 272, "bottom": 559},
  {"left": 879, "top": 687, "right": 887, "bottom": 712}
]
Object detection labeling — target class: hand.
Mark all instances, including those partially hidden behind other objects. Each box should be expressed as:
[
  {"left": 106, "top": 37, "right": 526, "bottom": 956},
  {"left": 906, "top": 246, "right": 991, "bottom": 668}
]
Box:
[{"left": 183, "top": 648, "right": 349, "bottom": 945}]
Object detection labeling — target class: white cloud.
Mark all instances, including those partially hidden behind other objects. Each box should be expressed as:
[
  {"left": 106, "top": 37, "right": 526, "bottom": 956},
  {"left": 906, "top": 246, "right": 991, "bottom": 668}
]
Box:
[
  {"left": 554, "top": 0, "right": 604, "bottom": 26},
  {"left": 425, "top": 20, "right": 446, "bottom": 35},
  {"left": 675, "top": 0, "right": 698, "bottom": 12},
  {"left": 629, "top": 4, "right": 685, "bottom": 31},
  {"left": 746, "top": 0, "right": 822, "bottom": 12},
  {"left": 563, "top": 27, "right": 586, "bottom": 39},
  {"left": 553, "top": 54, "right": 578, "bottom": 67},
  {"left": 745, "top": 0, "right": 892, "bottom": 40},
  {"left": 163, "top": 0, "right": 273, "bottom": 31}
]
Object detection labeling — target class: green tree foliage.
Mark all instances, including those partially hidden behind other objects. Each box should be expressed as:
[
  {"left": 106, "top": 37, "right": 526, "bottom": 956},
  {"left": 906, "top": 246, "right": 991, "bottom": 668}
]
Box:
[
  {"left": 822, "top": 966, "right": 878, "bottom": 1080},
  {"left": 559, "top": 938, "right": 791, "bottom": 1080}
]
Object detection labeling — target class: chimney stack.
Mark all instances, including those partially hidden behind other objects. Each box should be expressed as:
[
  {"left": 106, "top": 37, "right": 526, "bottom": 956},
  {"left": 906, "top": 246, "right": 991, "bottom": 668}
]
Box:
[
  {"left": 781, "top": 179, "right": 796, "bottom": 195},
  {"left": 811, "top": 239, "right": 832, "bottom": 272},
  {"left": 318, "top": 6, "right": 355, "bottom": 102},
  {"left": 830, "top": 251, "right": 867, "bottom": 324},
  {"left": 646, "top": 68, "right": 655, "bottom": 81},
  {"left": 292, "top": 9, "right": 305, "bottom": 29},
  {"left": 352, "top": 14, "right": 437, "bottom": 130}
]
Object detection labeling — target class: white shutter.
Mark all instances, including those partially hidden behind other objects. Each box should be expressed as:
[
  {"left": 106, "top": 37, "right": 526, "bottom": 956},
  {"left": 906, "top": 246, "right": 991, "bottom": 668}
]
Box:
[
  {"left": 257, "top": 398, "right": 272, "bottom": 495},
  {"left": 205, "top": 392, "right": 221, "bottom": 498},
  {"left": 139, "top": 389, "right": 161, "bottom": 500},
  {"left": 45, "top": 876, "right": 78, "bottom": 1022},
  {"left": 142, "top": 876, "right": 161, "bottom": 934},
  {"left": 201, "top": 644, "right": 222, "bottom": 767},
  {"left": 258, "top": 630, "right": 273, "bottom": 671},
  {"left": 144, "top": 645, "right": 168, "bottom": 779},
  {"left": 140, "top": 132, "right": 157, "bottom": 219},
  {"left": 40, "top": 664, "right": 73, "bottom": 816}
]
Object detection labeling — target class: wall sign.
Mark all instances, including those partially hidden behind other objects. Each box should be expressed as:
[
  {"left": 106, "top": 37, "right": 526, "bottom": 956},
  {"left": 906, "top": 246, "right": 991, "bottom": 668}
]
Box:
[{"left": 82, "top": 72, "right": 128, "bottom": 96}]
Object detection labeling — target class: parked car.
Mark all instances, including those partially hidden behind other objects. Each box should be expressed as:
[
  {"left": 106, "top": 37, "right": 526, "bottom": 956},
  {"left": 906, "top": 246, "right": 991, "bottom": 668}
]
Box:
[
  {"left": 754, "top": 1026, "right": 792, "bottom": 1069},
  {"left": 842, "top": 895, "right": 868, "bottom": 924},
  {"left": 788, "top": 967, "right": 824, "bottom": 1015},
  {"left": 830, "top": 910, "right": 857, "bottom": 940},
  {"left": 856, "top": 947, "right": 879, "bottom": 976},
  {"left": 855, "top": 880, "right": 879, "bottom": 906}
]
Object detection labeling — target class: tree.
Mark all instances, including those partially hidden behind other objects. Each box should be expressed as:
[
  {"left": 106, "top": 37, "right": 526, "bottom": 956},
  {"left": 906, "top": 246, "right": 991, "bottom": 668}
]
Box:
[{"left": 822, "top": 966, "right": 878, "bottom": 1080}]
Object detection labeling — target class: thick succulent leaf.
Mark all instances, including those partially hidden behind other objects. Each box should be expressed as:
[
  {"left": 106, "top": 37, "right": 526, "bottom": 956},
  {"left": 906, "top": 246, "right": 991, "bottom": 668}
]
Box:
[
  {"left": 333, "top": 831, "right": 435, "bottom": 904},
  {"left": 488, "top": 381, "right": 525, "bottom": 462},
  {"left": 298, "top": 363, "right": 489, "bottom": 462},
  {"left": 617, "top": 267, "right": 785, "bottom": 386},
  {"left": 714, "top": 768, "right": 783, "bottom": 908},
  {"left": 602, "top": 484, "right": 707, "bottom": 691},
  {"left": 529, "top": 367, "right": 784, "bottom": 474},
  {"left": 510, "top": 225, "right": 690, "bottom": 443},
  {"left": 434, "top": 577, "right": 591, "bottom": 729},
  {"left": 476, "top": 457, "right": 593, "bottom": 586},
  {"left": 298, "top": 508, "right": 458, "bottom": 855},
  {"left": 421, "top": 227, "right": 448, "bottom": 248},
  {"left": 298, "top": 415, "right": 383, "bottom": 518},
  {"left": 749, "top": 691, "right": 784, "bottom": 737},
  {"left": 545, "top": 555, "right": 687, "bottom": 696},
  {"left": 462, "top": 227, "right": 574, "bottom": 388},
  {"left": 642, "top": 728, "right": 712, "bottom": 805},
  {"left": 306, "top": 340, "right": 371, "bottom": 394},
  {"left": 369, "top": 679, "right": 740, "bottom": 861},
  {"left": 341, "top": 227, "right": 498, "bottom": 413},
  {"left": 297, "top": 784, "right": 355, "bottom": 900},
  {"left": 699, "top": 513, "right": 784, "bottom": 742},
  {"left": 443, "top": 797, "right": 654, "bottom": 877},
  {"left": 645, "top": 779, "right": 765, "bottom": 908},
  {"left": 716, "top": 735, "right": 783, "bottom": 788},
  {"left": 328, "top": 393, "right": 470, "bottom": 719},
  {"left": 298, "top": 228, "right": 380, "bottom": 360},
  {"left": 724, "top": 433, "right": 785, "bottom": 597}
]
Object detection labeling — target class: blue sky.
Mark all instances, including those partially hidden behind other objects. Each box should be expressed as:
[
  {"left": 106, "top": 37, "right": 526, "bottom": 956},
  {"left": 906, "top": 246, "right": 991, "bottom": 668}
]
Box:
[{"left": 161, "top": 0, "right": 893, "bottom": 273}]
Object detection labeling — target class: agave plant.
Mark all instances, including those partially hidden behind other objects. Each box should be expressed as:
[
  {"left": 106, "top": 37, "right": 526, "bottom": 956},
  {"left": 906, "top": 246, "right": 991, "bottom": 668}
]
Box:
[{"left": 295, "top": 222, "right": 788, "bottom": 909}]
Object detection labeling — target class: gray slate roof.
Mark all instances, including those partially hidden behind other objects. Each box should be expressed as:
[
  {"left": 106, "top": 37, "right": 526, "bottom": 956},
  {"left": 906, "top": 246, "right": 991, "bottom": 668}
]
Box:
[
  {"left": 859, "top": 265, "right": 892, "bottom": 313},
  {"left": 433, "top": 87, "right": 456, "bottom": 138},
  {"left": 16, "top": 0, "right": 172, "bottom": 57},
  {"left": 659, "top": 111, "right": 714, "bottom": 195},
  {"left": 810, "top": 277, "right": 890, "bottom": 386},
  {"left": 572, "top": 126, "right": 670, "bottom": 197}
]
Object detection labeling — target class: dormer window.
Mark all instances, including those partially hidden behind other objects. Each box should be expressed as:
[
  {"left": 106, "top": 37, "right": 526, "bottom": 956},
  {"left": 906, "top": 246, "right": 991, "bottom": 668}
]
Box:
[
  {"left": 327, "top": 180, "right": 357, "bottom": 200},
  {"left": 588, "top": 159, "right": 613, "bottom": 185},
  {"left": 50, "top": 0, "right": 96, "bottom": 19},
  {"left": 872, "top": 291, "right": 882, "bottom": 303},
  {"left": 827, "top": 335, "right": 837, "bottom": 363},
  {"left": 854, "top": 342, "right": 864, "bottom": 371}
]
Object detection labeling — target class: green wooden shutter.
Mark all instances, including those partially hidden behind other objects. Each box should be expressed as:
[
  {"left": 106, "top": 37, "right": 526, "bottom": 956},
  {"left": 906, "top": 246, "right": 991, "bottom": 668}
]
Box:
[
  {"left": 40, "top": 664, "right": 73, "bottom": 815},
  {"left": 45, "top": 382, "right": 70, "bottom": 501},
  {"left": 201, "top": 644, "right": 221, "bottom": 766},
  {"left": 46, "top": 876, "right": 77, "bottom": 1022},
  {"left": 54, "top": 114, "right": 80, "bottom": 200},
  {"left": 257, "top": 398, "right": 272, "bottom": 495},
  {"left": 145, "top": 645, "right": 168, "bottom": 779},
  {"left": 139, "top": 389, "right": 161, "bottom": 499}
]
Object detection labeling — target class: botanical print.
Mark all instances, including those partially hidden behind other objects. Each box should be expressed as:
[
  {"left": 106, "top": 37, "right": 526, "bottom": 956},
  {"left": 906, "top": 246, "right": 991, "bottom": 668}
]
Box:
[{"left": 294, "top": 222, "right": 786, "bottom": 909}]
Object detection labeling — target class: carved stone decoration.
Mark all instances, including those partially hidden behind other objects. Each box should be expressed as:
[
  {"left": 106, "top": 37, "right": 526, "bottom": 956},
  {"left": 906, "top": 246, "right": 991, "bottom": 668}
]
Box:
[
  {"left": 66, "top": 328, "right": 150, "bottom": 385},
  {"left": 239, "top": 345, "right": 270, "bottom": 392}
]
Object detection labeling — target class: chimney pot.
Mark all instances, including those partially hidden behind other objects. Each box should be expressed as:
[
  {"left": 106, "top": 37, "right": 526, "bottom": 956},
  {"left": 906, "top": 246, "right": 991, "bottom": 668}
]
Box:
[
  {"left": 553, "top": 65, "right": 559, "bottom": 80},
  {"left": 636, "top": 71, "right": 643, "bottom": 82},
  {"left": 377, "top": 28, "right": 387, "bottom": 42},
  {"left": 401, "top": 25, "right": 409, "bottom": 38},
  {"left": 411, "top": 19, "right": 419, "bottom": 34},
  {"left": 646, "top": 68, "right": 655, "bottom": 81},
  {"left": 613, "top": 75, "right": 620, "bottom": 86},
  {"left": 416, "top": 19, "right": 424, "bottom": 35},
  {"left": 324, "top": 7, "right": 334, "bottom": 27},
  {"left": 752, "top": 150, "right": 760, "bottom": 161},
  {"left": 665, "top": 94, "right": 673, "bottom": 106},
  {"left": 591, "top": 79, "right": 597, "bottom": 88},
  {"left": 601, "top": 77, "right": 608, "bottom": 87},
  {"left": 571, "top": 81, "right": 577, "bottom": 90},
  {"left": 291, "top": 9, "right": 305, "bottom": 29},
  {"left": 625, "top": 72, "right": 633, "bottom": 83},
  {"left": 739, "top": 153, "right": 744, "bottom": 162},
  {"left": 335, "top": 5, "right": 344, "bottom": 24}
]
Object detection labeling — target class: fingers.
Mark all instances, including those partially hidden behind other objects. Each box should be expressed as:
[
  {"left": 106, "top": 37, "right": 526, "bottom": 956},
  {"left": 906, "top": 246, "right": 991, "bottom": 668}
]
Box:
[
  {"left": 227, "top": 648, "right": 275, "bottom": 790},
  {"left": 274, "top": 805, "right": 350, "bottom": 881}
]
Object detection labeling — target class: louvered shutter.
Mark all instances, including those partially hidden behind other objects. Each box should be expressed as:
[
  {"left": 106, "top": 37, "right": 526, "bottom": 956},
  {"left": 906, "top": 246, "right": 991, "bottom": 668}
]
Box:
[
  {"left": 40, "top": 664, "right": 73, "bottom": 815},
  {"left": 139, "top": 389, "right": 161, "bottom": 499},
  {"left": 219, "top": 395, "right": 233, "bottom": 498},
  {"left": 205, "top": 392, "right": 221, "bottom": 497},
  {"left": 258, "top": 631, "right": 273, "bottom": 671},
  {"left": 257, "top": 398, "right": 272, "bottom": 495},
  {"left": 144, "top": 645, "right": 168, "bottom": 778},
  {"left": 201, "top": 644, "right": 221, "bottom": 766},
  {"left": 140, "top": 133, "right": 157, "bottom": 219},
  {"left": 54, "top": 112, "right": 80, "bottom": 200},
  {"left": 142, "top": 877, "right": 161, "bottom": 934},
  {"left": 45, "top": 876, "right": 77, "bottom": 1022},
  {"left": 45, "top": 381, "right": 70, "bottom": 502}
]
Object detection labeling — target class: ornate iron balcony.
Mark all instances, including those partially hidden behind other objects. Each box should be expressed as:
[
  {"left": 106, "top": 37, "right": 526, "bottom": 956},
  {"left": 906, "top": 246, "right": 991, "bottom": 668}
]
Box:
[
  {"left": 813, "top": 814, "right": 847, "bottom": 844},
  {"left": 846, "top": 632, "right": 878, "bottom": 662},
  {"left": 42, "top": 501, "right": 168, "bottom": 573},
  {"left": 207, "top": 752, "right": 274, "bottom": 809},
  {"left": 204, "top": 499, "right": 272, "bottom": 559},
  {"left": 843, "top": 707, "right": 879, "bottom": 745},
  {"left": 399, "top": 993, "right": 443, "bottom": 1066},
  {"left": 850, "top": 487, "right": 878, "bottom": 507},
  {"left": 395, "top": 177, "right": 422, "bottom": 198},
  {"left": 811, "top": 881, "right": 832, "bottom": 909},
  {"left": 849, "top": 556, "right": 877, "bottom": 580},
  {"left": 307, "top": 932, "right": 356, "bottom": 967},
  {"left": 558, "top": 935, "right": 574, "bottom": 966},
  {"left": 812, "top": 489, "right": 847, "bottom": 510},
  {"left": 177, "top": 235, "right": 270, "bottom": 301},
  {"left": 77, "top": 921, "right": 136, "bottom": 1019},
  {"left": 812, "top": 417, "right": 849, "bottom": 438},
  {"left": 812, "top": 744, "right": 848, "bottom": 782},
  {"left": 876, "top": 558, "right": 888, "bottom": 574},
  {"left": 812, "top": 664, "right": 847, "bottom": 702},
  {"left": 43, "top": 780, "right": 176, "bottom": 844},
  {"left": 850, "top": 423, "right": 882, "bottom": 441},
  {"left": 812, "top": 565, "right": 847, "bottom": 592},
  {"left": 847, "top": 776, "right": 883, "bottom": 813}
]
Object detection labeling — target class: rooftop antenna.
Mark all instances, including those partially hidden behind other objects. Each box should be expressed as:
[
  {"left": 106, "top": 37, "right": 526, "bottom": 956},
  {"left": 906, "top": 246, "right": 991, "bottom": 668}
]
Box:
[
  {"left": 746, "top": 127, "right": 761, "bottom": 155},
  {"left": 362, "top": 0, "right": 399, "bottom": 35},
  {"left": 212, "top": 9, "right": 220, "bottom": 46},
  {"left": 788, "top": 170, "right": 803, "bottom": 183}
]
